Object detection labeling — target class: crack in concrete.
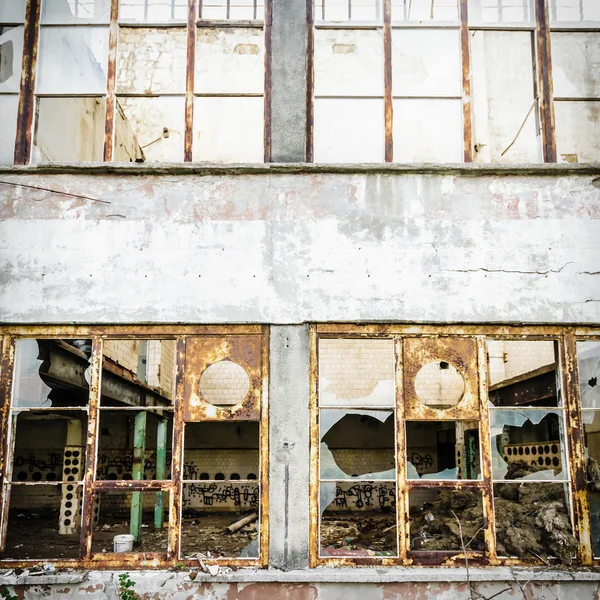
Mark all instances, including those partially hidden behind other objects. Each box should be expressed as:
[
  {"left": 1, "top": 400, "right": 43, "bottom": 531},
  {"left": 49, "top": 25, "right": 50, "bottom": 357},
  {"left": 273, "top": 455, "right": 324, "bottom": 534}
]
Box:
[{"left": 442, "top": 262, "right": 575, "bottom": 275}]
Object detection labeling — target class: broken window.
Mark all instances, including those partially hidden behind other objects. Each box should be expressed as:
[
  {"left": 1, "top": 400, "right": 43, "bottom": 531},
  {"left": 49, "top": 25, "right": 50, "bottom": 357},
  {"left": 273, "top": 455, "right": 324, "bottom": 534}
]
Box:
[
  {"left": 0, "top": 328, "right": 267, "bottom": 566},
  {"left": 551, "top": 32, "right": 600, "bottom": 163},
  {"left": 313, "top": 329, "right": 594, "bottom": 566}
]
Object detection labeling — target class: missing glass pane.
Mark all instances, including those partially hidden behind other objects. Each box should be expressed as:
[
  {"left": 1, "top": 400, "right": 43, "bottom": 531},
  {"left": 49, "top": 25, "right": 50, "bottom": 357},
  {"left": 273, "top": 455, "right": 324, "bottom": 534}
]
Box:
[
  {"left": 493, "top": 482, "right": 576, "bottom": 563},
  {"left": 487, "top": 340, "right": 560, "bottom": 407},
  {"left": 409, "top": 488, "right": 484, "bottom": 552},
  {"left": 0, "top": 484, "right": 83, "bottom": 559},
  {"left": 0, "top": 95, "right": 19, "bottom": 165},
  {"left": 42, "top": 0, "right": 111, "bottom": 23},
  {"left": 0, "top": 25, "right": 23, "bottom": 92},
  {"left": 92, "top": 491, "right": 169, "bottom": 554},
  {"left": 11, "top": 410, "right": 87, "bottom": 483},
  {"left": 406, "top": 421, "right": 480, "bottom": 480},
  {"left": 578, "top": 342, "right": 600, "bottom": 409},
  {"left": 320, "top": 481, "right": 397, "bottom": 557},
  {"left": 97, "top": 410, "right": 173, "bottom": 480}
]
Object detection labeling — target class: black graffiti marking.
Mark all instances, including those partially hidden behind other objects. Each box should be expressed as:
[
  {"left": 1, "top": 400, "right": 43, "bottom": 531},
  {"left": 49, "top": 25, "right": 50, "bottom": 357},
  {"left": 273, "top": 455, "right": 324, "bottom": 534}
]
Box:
[
  {"left": 183, "top": 483, "right": 259, "bottom": 508},
  {"left": 333, "top": 484, "right": 395, "bottom": 511}
]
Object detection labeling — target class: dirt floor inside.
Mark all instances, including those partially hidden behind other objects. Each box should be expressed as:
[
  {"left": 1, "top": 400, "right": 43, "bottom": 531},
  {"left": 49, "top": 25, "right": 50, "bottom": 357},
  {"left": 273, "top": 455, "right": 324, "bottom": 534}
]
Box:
[
  {"left": 320, "top": 511, "right": 397, "bottom": 557},
  {"left": 0, "top": 510, "right": 258, "bottom": 560}
]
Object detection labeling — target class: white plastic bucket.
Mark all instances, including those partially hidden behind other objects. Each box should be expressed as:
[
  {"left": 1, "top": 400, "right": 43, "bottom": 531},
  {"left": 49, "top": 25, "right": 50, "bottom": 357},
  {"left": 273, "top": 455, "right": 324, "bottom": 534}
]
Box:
[{"left": 113, "top": 534, "right": 134, "bottom": 553}]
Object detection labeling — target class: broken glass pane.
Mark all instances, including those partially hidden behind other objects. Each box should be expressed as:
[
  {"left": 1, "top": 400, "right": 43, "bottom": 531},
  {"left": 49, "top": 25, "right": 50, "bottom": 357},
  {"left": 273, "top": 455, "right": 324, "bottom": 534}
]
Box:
[
  {"left": 319, "top": 339, "right": 395, "bottom": 407},
  {"left": 101, "top": 339, "right": 176, "bottom": 407},
  {"left": 392, "top": 0, "right": 458, "bottom": 21},
  {"left": 11, "top": 410, "right": 87, "bottom": 483},
  {"left": 468, "top": 0, "right": 534, "bottom": 24},
  {"left": 36, "top": 26, "right": 109, "bottom": 94},
  {"left": 180, "top": 483, "right": 260, "bottom": 558},
  {"left": 0, "top": 25, "right": 24, "bottom": 92},
  {"left": 117, "top": 27, "right": 187, "bottom": 94},
  {"left": 582, "top": 409, "right": 600, "bottom": 556},
  {"left": 552, "top": 33, "right": 600, "bottom": 99},
  {"left": 92, "top": 490, "right": 169, "bottom": 554},
  {"left": 193, "top": 96, "right": 264, "bottom": 162},
  {"left": 409, "top": 488, "right": 484, "bottom": 552},
  {"left": 555, "top": 100, "right": 600, "bottom": 163},
  {"left": 0, "top": 0, "right": 26, "bottom": 23},
  {"left": 550, "top": 0, "right": 600, "bottom": 25},
  {"left": 494, "top": 482, "right": 576, "bottom": 564},
  {"left": 320, "top": 410, "right": 395, "bottom": 480},
  {"left": 195, "top": 28, "right": 264, "bottom": 94},
  {"left": 406, "top": 421, "right": 481, "bottom": 480},
  {"left": 487, "top": 340, "right": 560, "bottom": 407},
  {"left": 120, "top": 0, "right": 188, "bottom": 22},
  {"left": 12, "top": 339, "right": 92, "bottom": 408},
  {"left": 471, "top": 30, "right": 541, "bottom": 163},
  {"left": 115, "top": 96, "right": 184, "bottom": 162},
  {"left": 42, "top": 0, "right": 111, "bottom": 23},
  {"left": 315, "top": 29, "right": 384, "bottom": 97},
  {"left": 392, "top": 28, "right": 461, "bottom": 97},
  {"left": 183, "top": 422, "right": 259, "bottom": 481},
  {"left": 489, "top": 409, "right": 567, "bottom": 481},
  {"left": 0, "top": 483, "right": 83, "bottom": 559},
  {"left": 0, "top": 94, "right": 18, "bottom": 165},
  {"left": 578, "top": 342, "right": 600, "bottom": 409},
  {"left": 33, "top": 97, "right": 106, "bottom": 163},
  {"left": 96, "top": 410, "right": 174, "bottom": 480},
  {"left": 320, "top": 481, "right": 397, "bottom": 557}
]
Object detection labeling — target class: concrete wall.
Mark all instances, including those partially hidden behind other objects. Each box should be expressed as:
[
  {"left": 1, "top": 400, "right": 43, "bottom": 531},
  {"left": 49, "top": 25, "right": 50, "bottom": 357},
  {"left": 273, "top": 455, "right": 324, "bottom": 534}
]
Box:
[{"left": 1, "top": 167, "right": 599, "bottom": 324}]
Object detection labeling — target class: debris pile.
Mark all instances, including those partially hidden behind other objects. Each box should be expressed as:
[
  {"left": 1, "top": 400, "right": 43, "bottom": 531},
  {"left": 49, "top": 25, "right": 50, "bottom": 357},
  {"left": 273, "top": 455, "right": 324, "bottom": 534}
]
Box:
[
  {"left": 320, "top": 512, "right": 397, "bottom": 556},
  {"left": 410, "top": 489, "right": 485, "bottom": 552}
]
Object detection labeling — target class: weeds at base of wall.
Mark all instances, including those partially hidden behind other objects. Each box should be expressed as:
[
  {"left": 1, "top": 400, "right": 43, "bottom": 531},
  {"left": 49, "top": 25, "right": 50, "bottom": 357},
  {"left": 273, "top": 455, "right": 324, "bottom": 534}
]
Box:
[
  {"left": 0, "top": 589, "right": 17, "bottom": 600},
  {"left": 118, "top": 573, "right": 138, "bottom": 600}
]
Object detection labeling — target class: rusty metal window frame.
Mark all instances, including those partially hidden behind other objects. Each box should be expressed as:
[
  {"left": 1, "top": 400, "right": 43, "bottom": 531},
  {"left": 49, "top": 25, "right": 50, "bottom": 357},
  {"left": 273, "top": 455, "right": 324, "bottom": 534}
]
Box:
[
  {"left": 309, "top": 324, "right": 598, "bottom": 567},
  {"left": 0, "top": 325, "right": 269, "bottom": 569},
  {"left": 11, "top": 0, "right": 272, "bottom": 165},
  {"left": 305, "top": 0, "right": 566, "bottom": 163}
]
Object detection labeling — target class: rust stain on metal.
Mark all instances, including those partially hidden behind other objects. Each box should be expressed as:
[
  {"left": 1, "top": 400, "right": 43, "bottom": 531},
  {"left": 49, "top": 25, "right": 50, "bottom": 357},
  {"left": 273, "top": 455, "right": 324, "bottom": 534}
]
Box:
[
  {"left": 263, "top": 0, "right": 272, "bottom": 163},
  {"left": 103, "top": 0, "right": 119, "bottom": 162},
  {"left": 395, "top": 337, "right": 408, "bottom": 561},
  {"left": 0, "top": 338, "right": 15, "bottom": 552},
  {"left": 316, "top": 324, "right": 570, "bottom": 337},
  {"left": 13, "top": 0, "right": 41, "bottom": 166},
  {"left": 308, "top": 325, "right": 319, "bottom": 567},
  {"left": 383, "top": 0, "right": 393, "bottom": 163},
  {"left": 561, "top": 334, "right": 592, "bottom": 564},
  {"left": 460, "top": 0, "right": 473, "bottom": 162},
  {"left": 0, "top": 325, "right": 262, "bottom": 337},
  {"left": 403, "top": 336, "right": 479, "bottom": 421},
  {"left": 80, "top": 336, "right": 103, "bottom": 560},
  {"left": 185, "top": 0, "right": 198, "bottom": 162},
  {"left": 259, "top": 325, "right": 270, "bottom": 567},
  {"left": 182, "top": 335, "right": 262, "bottom": 421},
  {"left": 305, "top": 0, "right": 315, "bottom": 162},
  {"left": 535, "top": 0, "right": 557, "bottom": 163}
]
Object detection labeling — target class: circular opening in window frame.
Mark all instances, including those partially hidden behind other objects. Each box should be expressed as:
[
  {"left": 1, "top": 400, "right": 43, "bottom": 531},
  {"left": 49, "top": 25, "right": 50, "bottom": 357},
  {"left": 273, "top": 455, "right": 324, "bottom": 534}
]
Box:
[
  {"left": 198, "top": 360, "right": 251, "bottom": 407},
  {"left": 414, "top": 361, "right": 466, "bottom": 409}
]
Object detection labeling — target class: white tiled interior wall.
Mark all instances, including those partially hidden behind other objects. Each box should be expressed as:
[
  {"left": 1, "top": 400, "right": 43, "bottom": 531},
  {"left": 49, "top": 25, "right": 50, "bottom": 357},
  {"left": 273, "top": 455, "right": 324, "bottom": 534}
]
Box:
[
  {"left": 104, "top": 340, "right": 140, "bottom": 375},
  {"left": 199, "top": 360, "right": 250, "bottom": 405},
  {"left": 319, "top": 339, "right": 394, "bottom": 400},
  {"left": 488, "top": 340, "right": 556, "bottom": 386},
  {"left": 413, "top": 361, "right": 465, "bottom": 406}
]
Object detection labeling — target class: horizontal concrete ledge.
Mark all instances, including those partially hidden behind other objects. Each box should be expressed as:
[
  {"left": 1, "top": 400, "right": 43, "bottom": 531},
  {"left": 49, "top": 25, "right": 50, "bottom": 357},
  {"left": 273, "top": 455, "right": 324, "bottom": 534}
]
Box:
[
  {"left": 2, "top": 567, "right": 600, "bottom": 586},
  {"left": 1, "top": 162, "right": 600, "bottom": 177}
]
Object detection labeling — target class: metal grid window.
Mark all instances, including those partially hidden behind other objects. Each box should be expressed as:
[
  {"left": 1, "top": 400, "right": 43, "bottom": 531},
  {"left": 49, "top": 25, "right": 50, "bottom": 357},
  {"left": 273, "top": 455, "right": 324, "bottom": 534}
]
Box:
[
  {"left": 307, "top": 0, "right": 600, "bottom": 163},
  {"left": 310, "top": 325, "right": 600, "bottom": 566},
  {"left": 3, "top": 0, "right": 271, "bottom": 165},
  {"left": 0, "top": 326, "right": 269, "bottom": 568}
]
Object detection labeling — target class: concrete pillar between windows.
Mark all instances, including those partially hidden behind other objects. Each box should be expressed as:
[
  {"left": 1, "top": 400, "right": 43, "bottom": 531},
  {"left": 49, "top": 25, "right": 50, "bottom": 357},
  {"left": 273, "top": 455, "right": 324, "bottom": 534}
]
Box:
[
  {"left": 269, "top": 0, "right": 308, "bottom": 162},
  {"left": 269, "top": 325, "right": 311, "bottom": 570}
]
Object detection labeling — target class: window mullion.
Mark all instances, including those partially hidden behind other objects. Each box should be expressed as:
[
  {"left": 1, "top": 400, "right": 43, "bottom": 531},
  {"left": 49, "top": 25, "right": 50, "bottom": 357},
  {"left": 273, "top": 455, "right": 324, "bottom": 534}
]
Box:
[
  {"left": 79, "top": 335, "right": 103, "bottom": 560},
  {"left": 476, "top": 335, "right": 498, "bottom": 564},
  {"left": 395, "top": 337, "right": 408, "bottom": 561},
  {"left": 561, "top": 333, "right": 593, "bottom": 564}
]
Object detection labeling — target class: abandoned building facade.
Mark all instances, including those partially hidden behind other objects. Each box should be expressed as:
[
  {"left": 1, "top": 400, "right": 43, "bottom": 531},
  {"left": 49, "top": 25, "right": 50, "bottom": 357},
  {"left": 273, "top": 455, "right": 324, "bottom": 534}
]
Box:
[{"left": 0, "top": 0, "right": 600, "bottom": 598}]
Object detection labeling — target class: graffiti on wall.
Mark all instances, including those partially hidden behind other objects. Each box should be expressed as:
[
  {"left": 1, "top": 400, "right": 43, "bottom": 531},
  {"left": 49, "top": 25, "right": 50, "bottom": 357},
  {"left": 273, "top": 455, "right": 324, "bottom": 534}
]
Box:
[
  {"left": 13, "top": 451, "right": 63, "bottom": 481},
  {"left": 97, "top": 451, "right": 173, "bottom": 480},
  {"left": 332, "top": 484, "right": 395, "bottom": 511},
  {"left": 183, "top": 483, "right": 259, "bottom": 509}
]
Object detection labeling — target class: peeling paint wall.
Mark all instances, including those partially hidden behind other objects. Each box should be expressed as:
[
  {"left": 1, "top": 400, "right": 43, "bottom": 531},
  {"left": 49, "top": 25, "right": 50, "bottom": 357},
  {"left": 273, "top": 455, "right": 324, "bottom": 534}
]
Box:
[{"left": 0, "top": 170, "right": 599, "bottom": 324}]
